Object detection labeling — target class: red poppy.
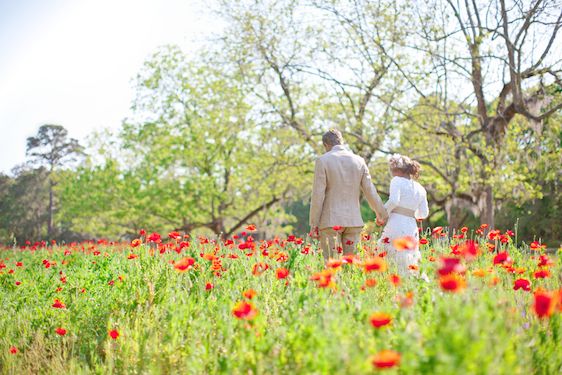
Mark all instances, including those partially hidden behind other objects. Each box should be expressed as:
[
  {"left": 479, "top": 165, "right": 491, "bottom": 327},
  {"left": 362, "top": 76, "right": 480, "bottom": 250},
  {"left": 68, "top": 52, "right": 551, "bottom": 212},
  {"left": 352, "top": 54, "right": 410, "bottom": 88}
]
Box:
[
  {"left": 493, "top": 251, "right": 512, "bottom": 265},
  {"left": 390, "top": 274, "right": 401, "bottom": 286},
  {"left": 461, "top": 226, "right": 468, "bottom": 233},
  {"left": 419, "top": 238, "right": 428, "bottom": 245},
  {"left": 109, "top": 329, "right": 120, "bottom": 339},
  {"left": 342, "top": 254, "right": 357, "bottom": 264},
  {"left": 147, "top": 232, "right": 161, "bottom": 243},
  {"left": 363, "top": 258, "right": 387, "bottom": 273},
  {"left": 431, "top": 226, "right": 443, "bottom": 236},
  {"left": 174, "top": 257, "right": 195, "bottom": 272},
  {"left": 9, "top": 346, "right": 18, "bottom": 354},
  {"left": 530, "top": 241, "right": 546, "bottom": 251},
  {"left": 232, "top": 301, "right": 258, "bottom": 320},
  {"left": 439, "top": 274, "right": 466, "bottom": 292},
  {"left": 127, "top": 253, "right": 139, "bottom": 260},
  {"left": 245, "top": 224, "right": 257, "bottom": 232},
  {"left": 276, "top": 268, "right": 289, "bottom": 279},
  {"left": 371, "top": 350, "right": 401, "bottom": 369},
  {"left": 131, "top": 239, "right": 142, "bottom": 247},
  {"left": 168, "top": 231, "right": 181, "bottom": 240},
  {"left": 243, "top": 289, "right": 257, "bottom": 299},
  {"left": 52, "top": 299, "right": 66, "bottom": 309},
  {"left": 513, "top": 278, "right": 531, "bottom": 292},
  {"left": 332, "top": 226, "right": 343, "bottom": 231},
  {"left": 538, "top": 255, "right": 552, "bottom": 267},
  {"left": 438, "top": 257, "right": 465, "bottom": 276},
  {"left": 533, "top": 289, "right": 556, "bottom": 319},
  {"left": 205, "top": 282, "right": 214, "bottom": 290},
  {"left": 392, "top": 236, "right": 416, "bottom": 251},
  {"left": 488, "top": 230, "right": 501, "bottom": 241},
  {"left": 458, "top": 240, "right": 480, "bottom": 259},
  {"left": 534, "top": 269, "right": 550, "bottom": 279},
  {"left": 55, "top": 328, "right": 67, "bottom": 336},
  {"left": 369, "top": 312, "right": 392, "bottom": 328}
]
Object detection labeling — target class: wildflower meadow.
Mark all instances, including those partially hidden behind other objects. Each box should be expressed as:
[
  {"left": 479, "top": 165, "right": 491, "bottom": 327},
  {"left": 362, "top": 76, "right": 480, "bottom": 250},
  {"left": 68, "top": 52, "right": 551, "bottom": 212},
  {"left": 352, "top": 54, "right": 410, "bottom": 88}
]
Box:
[{"left": 1, "top": 225, "right": 560, "bottom": 374}]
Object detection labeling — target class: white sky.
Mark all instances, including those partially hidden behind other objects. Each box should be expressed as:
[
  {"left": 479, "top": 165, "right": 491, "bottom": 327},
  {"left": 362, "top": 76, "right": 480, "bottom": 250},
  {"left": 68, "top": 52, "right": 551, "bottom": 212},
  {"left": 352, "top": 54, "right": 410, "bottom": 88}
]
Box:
[{"left": 0, "top": 0, "right": 216, "bottom": 174}]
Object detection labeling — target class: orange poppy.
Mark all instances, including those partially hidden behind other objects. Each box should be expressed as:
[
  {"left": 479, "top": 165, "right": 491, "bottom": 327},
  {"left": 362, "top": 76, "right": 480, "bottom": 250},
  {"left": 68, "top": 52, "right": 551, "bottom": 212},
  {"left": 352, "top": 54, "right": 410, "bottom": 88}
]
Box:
[
  {"left": 243, "top": 289, "right": 257, "bottom": 299},
  {"left": 392, "top": 236, "right": 417, "bottom": 251},
  {"left": 363, "top": 258, "right": 387, "bottom": 273},
  {"left": 252, "top": 262, "right": 269, "bottom": 276},
  {"left": 472, "top": 269, "right": 486, "bottom": 277},
  {"left": 439, "top": 274, "right": 466, "bottom": 292},
  {"left": 369, "top": 312, "right": 392, "bottom": 328},
  {"left": 327, "top": 258, "right": 343, "bottom": 269},
  {"left": 245, "top": 224, "right": 257, "bottom": 232},
  {"left": 371, "top": 350, "right": 401, "bottom": 369},
  {"left": 174, "top": 257, "right": 195, "bottom": 272},
  {"left": 310, "top": 269, "right": 336, "bottom": 288}
]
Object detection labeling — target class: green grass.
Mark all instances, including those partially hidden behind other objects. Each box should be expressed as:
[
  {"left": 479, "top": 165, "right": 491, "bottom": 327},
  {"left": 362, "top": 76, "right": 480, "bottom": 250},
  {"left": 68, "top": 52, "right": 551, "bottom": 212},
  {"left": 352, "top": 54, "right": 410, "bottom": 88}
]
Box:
[{"left": 0, "top": 231, "right": 561, "bottom": 374}]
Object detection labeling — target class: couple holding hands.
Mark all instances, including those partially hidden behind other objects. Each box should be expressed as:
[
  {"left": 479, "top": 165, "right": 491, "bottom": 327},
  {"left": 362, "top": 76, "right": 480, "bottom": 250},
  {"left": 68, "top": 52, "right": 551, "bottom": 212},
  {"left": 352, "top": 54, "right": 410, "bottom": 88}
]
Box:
[{"left": 309, "top": 129, "right": 428, "bottom": 276}]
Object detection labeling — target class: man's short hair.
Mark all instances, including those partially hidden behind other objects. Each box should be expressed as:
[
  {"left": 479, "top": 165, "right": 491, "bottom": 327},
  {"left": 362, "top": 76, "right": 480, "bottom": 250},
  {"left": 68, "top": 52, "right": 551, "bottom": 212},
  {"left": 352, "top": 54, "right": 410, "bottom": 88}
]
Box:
[{"left": 322, "top": 129, "right": 344, "bottom": 146}]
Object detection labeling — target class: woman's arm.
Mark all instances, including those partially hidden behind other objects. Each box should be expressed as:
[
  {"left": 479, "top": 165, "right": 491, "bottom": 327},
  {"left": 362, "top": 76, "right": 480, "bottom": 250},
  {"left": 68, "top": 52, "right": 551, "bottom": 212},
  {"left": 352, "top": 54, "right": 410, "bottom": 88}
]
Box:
[
  {"left": 415, "top": 188, "right": 429, "bottom": 220},
  {"left": 384, "top": 177, "right": 400, "bottom": 213}
]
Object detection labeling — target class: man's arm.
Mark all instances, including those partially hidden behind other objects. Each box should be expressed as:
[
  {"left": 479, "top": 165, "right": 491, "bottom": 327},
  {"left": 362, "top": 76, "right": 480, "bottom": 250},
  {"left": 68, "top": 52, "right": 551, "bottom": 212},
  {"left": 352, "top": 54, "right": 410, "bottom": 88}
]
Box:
[
  {"left": 309, "top": 159, "right": 327, "bottom": 232},
  {"left": 360, "top": 162, "right": 388, "bottom": 222}
]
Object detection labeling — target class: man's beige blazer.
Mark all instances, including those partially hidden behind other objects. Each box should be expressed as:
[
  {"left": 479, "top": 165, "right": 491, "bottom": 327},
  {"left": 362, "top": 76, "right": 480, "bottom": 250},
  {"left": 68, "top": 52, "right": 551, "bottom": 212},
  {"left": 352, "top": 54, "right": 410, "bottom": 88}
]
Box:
[{"left": 309, "top": 145, "right": 387, "bottom": 229}]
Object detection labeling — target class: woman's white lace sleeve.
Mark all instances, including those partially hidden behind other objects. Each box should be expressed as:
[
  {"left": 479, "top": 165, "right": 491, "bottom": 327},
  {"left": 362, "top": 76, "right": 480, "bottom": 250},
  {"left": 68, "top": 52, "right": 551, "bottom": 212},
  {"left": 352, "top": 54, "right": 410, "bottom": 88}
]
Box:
[
  {"left": 415, "top": 188, "right": 429, "bottom": 219},
  {"left": 384, "top": 177, "right": 400, "bottom": 213}
]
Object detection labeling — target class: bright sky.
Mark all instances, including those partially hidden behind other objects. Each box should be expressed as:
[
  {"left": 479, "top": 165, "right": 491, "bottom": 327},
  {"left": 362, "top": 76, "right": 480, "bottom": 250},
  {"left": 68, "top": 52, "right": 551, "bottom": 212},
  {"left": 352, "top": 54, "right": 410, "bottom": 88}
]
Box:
[{"left": 0, "top": 0, "right": 216, "bottom": 174}]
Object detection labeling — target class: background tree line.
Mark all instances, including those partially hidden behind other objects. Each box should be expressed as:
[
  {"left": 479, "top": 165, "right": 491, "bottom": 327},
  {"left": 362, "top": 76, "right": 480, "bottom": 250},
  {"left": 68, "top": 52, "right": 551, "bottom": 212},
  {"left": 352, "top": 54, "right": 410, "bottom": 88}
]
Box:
[{"left": 0, "top": 0, "right": 560, "bottom": 245}]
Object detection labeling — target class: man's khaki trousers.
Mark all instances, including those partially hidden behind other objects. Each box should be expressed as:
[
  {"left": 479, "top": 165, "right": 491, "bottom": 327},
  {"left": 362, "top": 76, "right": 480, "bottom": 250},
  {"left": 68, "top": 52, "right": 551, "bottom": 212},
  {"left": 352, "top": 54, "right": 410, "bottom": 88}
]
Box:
[{"left": 319, "top": 226, "right": 363, "bottom": 259}]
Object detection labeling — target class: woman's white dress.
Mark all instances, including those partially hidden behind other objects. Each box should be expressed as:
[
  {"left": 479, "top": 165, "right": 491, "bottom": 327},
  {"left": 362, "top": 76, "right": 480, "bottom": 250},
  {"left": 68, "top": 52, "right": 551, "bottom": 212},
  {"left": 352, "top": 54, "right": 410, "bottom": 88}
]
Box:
[{"left": 379, "top": 176, "right": 429, "bottom": 276}]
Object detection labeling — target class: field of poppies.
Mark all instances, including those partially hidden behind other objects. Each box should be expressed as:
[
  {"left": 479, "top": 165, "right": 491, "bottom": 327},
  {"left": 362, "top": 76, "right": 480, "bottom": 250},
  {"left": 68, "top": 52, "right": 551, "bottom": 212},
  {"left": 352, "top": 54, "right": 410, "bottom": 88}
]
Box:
[{"left": 1, "top": 225, "right": 561, "bottom": 374}]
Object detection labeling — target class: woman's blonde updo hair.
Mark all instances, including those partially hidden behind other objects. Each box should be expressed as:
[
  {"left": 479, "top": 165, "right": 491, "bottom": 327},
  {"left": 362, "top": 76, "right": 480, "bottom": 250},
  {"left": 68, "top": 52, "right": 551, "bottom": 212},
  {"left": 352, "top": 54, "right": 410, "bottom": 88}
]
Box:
[{"left": 389, "top": 154, "right": 421, "bottom": 179}]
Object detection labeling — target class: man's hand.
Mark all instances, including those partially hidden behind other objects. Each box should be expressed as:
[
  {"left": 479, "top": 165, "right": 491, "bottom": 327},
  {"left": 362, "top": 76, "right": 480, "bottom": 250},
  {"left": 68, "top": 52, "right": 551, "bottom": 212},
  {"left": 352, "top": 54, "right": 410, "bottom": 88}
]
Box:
[
  {"left": 309, "top": 226, "right": 320, "bottom": 239},
  {"left": 375, "top": 217, "right": 386, "bottom": 226}
]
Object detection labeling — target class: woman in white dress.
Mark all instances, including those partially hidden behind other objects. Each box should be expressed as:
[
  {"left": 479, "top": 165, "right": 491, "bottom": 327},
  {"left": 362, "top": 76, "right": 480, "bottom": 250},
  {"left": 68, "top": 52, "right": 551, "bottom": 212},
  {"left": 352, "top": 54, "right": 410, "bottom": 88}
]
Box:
[{"left": 378, "top": 154, "right": 429, "bottom": 276}]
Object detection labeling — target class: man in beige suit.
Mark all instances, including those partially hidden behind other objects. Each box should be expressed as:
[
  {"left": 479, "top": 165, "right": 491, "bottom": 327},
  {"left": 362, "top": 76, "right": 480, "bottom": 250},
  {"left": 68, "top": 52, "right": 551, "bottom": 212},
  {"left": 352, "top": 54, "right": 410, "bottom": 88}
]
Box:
[{"left": 309, "top": 129, "right": 388, "bottom": 259}]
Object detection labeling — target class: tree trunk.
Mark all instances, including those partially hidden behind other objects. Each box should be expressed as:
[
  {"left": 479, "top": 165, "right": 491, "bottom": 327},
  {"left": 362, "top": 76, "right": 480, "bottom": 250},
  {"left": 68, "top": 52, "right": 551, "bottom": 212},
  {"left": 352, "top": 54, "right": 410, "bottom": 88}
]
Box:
[
  {"left": 445, "top": 199, "right": 466, "bottom": 230},
  {"left": 48, "top": 181, "right": 54, "bottom": 239},
  {"left": 480, "top": 184, "right": 494, "bottom": 228}
]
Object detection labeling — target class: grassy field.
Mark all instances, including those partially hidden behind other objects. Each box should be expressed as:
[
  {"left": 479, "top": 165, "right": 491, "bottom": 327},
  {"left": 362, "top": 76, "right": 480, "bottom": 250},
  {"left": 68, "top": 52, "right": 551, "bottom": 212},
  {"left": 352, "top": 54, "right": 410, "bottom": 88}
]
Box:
[{"left": 1, "top": 226, "right": 561, "bottom": 374}]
